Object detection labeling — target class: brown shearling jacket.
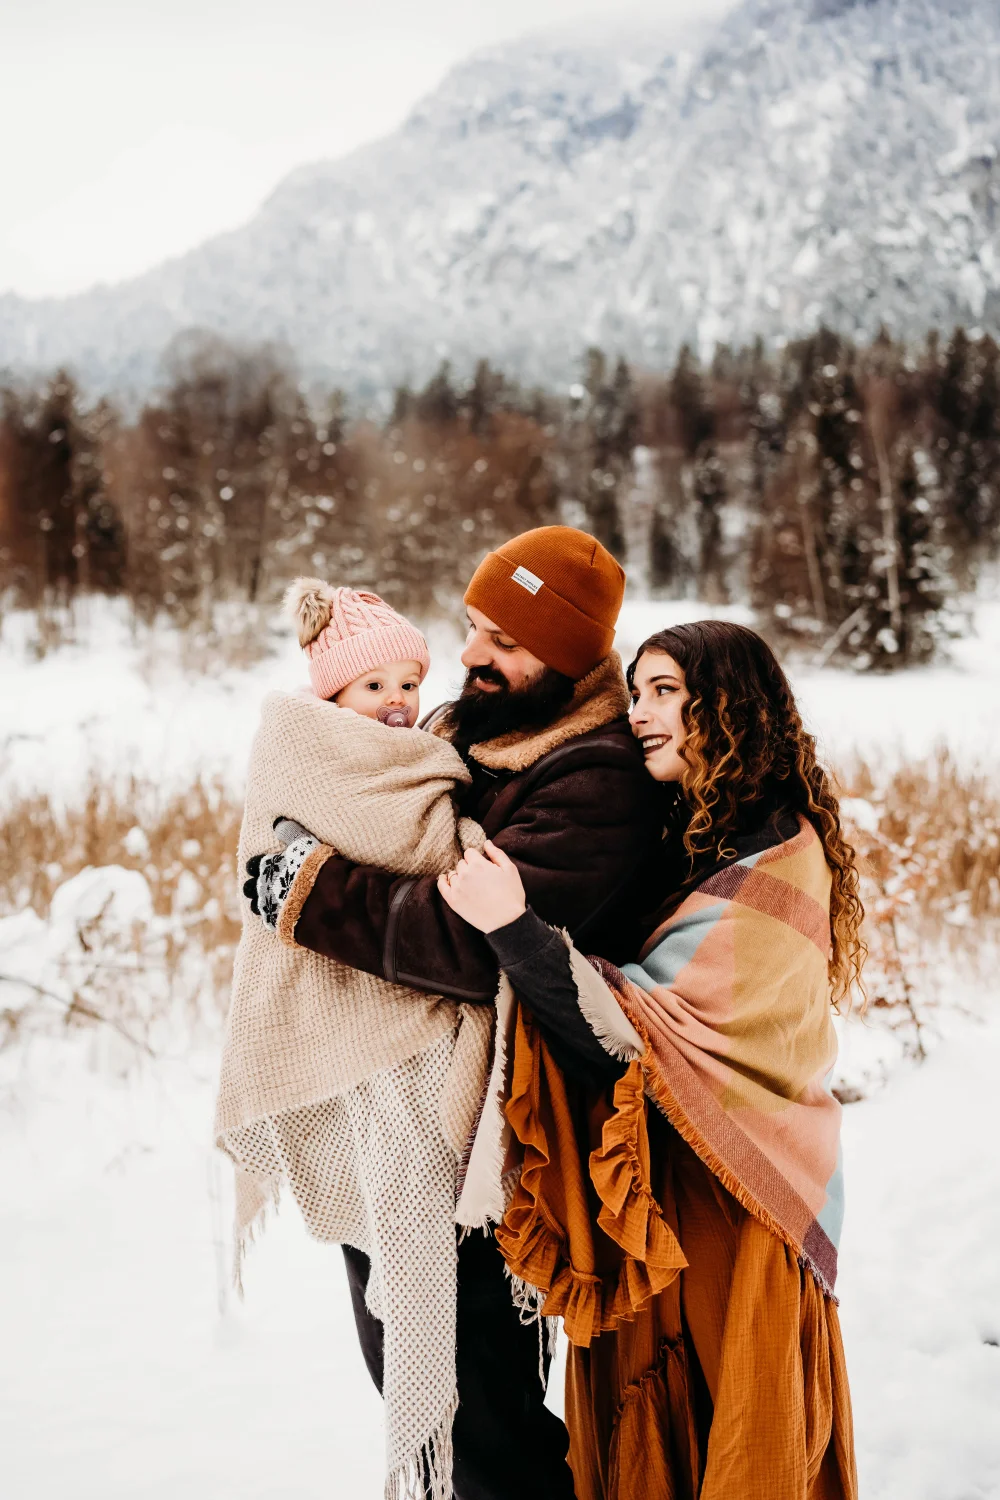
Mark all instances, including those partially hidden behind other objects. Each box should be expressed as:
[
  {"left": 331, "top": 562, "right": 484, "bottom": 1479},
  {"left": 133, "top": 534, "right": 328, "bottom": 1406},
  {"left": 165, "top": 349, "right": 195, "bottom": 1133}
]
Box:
[{"left": 287, "top": 654, "right": 663, "bottom": 1002}]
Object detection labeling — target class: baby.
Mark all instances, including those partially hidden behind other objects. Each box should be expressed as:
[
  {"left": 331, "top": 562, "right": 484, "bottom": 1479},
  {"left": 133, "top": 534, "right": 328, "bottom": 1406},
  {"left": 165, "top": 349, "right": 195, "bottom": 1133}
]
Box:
[
  {"left": 245, "top": 579, "right": 435, "bottom": 925},
  {"left": 284, "top": 578, "right": 431, "bottom": 727}
]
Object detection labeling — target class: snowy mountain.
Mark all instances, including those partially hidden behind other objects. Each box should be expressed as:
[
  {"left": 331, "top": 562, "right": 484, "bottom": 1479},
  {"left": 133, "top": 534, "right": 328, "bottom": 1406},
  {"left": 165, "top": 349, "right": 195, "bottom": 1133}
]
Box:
[{"left": 2, "top": 0, "right": 1000, "bottom": 399}]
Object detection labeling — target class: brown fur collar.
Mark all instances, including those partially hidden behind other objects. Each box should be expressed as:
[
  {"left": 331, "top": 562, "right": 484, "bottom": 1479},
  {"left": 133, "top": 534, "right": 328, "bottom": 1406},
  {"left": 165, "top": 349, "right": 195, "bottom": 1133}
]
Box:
[{"left": 447, "top": 652, "right": 630, "bottom": 774}]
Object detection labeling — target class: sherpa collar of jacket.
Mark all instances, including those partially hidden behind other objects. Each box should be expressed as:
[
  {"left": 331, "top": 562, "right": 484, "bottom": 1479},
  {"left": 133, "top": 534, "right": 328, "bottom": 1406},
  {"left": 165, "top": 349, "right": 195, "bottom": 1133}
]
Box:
[{"left": 433, "top": 652, "right": 630, "bottom": 774}]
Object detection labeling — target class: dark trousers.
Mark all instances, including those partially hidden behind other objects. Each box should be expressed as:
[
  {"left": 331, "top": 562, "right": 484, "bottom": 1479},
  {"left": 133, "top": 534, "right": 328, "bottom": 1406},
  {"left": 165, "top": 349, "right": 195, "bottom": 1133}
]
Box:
[{"left": 342, "top": 1232, "right": 575, "bottom": 1500}]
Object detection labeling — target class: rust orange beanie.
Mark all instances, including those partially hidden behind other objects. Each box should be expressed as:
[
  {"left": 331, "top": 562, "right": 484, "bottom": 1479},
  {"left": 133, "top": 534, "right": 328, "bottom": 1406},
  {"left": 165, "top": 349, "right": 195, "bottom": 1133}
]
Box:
[{"left": 464, "top": 526, "right": 625, "bottom": 680}]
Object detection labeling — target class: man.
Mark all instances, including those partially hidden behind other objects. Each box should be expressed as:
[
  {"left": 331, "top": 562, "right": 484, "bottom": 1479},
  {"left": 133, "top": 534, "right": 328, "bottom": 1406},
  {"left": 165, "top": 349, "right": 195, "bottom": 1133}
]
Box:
[{"left": 247, "top": 526, "right": 661, "bottom": 1500}]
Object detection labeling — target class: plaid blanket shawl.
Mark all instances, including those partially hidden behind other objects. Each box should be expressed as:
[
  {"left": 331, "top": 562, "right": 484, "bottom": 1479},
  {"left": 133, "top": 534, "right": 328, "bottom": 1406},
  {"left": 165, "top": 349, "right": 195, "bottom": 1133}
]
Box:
[{"left": 591, "top": 815, "right": 844, "bottom": 1295}]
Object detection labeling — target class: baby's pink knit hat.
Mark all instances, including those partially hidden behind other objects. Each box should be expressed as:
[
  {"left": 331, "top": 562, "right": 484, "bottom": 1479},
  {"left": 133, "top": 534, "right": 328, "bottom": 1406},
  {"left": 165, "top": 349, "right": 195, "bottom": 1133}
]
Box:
[{"left": 283, "top": 578, "right": 430, "bottom": 700}]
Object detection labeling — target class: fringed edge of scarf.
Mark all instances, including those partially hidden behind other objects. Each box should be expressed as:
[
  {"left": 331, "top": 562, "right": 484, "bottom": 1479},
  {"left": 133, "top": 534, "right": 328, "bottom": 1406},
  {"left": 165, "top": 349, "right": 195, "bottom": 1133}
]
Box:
[
  {"left": 563, "top": 934, "right": 644, "bottom": 1064},
  {"left": 639, "top": 1057, "right": 839, "bottom": 1304},
  {"left": 385, "top": 1389, "right": 459, "bottom": 1500},
  {"left": 457, "top": 1167, "right": 520, "bottom": 1243},
  {"left": 584, "top": 956, "right": 841, "bottom": 1303},
  {"left": 454, "top": 979, "right": 517, "bottom": 1230},
  {"left": 503, "top": 1265, "right": 561, "bottom": 1387},
  {"left": 231, "top": 1168, "right": 281, "bottom": 1298}
]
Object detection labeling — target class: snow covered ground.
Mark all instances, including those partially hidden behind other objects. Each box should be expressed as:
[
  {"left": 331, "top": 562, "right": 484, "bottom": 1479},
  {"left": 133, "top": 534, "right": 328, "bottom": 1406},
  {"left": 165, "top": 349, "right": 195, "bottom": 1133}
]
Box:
[
  {"left": 3, "top": 1007, "right": 997, "bottom": 1499},
  {"left": 0, "top": 1041, "right": 387, "bottom": 1500},
  {"left": 3, "top": 597, "right": 1000, "bottom": 1499}
]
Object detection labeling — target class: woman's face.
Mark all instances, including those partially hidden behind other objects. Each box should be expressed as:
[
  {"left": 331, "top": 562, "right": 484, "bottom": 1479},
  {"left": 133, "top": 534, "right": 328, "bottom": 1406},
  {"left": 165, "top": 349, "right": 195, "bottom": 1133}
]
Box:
[{"left": 629, "top": 651, "right": 690, "bottom": 782}]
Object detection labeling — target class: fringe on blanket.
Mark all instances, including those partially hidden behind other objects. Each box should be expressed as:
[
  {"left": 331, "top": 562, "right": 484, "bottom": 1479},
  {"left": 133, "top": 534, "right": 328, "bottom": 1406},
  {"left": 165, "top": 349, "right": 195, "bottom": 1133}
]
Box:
[
  {"left": 454, "top": 979, "right": 518, "bottom": 1230},
  {"left": 231, "top": 1167, "right": 281, "bottom": 1297},
  {"left": 503, "top": 1267, "right": 561, "bottom": 1386},
  {"left": 641, "top": 1061, "right": 840, "bottom": 1303},
  {"left": 386, "top": 1390, "right": 459, "bottom": 1500},
  {"left": 564, "top": 936, "right": 643, "bottom": 1064}
]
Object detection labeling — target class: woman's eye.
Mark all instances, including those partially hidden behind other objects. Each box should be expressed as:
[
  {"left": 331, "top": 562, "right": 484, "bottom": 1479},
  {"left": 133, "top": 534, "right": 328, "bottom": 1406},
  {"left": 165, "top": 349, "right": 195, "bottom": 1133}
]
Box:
[{"left": 656, "top": 684, "right": 676, "bottom": 695}]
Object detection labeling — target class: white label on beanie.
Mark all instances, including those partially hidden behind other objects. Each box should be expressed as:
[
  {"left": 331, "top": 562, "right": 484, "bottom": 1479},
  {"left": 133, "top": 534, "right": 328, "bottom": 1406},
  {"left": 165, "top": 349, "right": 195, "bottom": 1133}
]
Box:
[{"left": 511, "top": 565, "right": 543, "bottom": 595}]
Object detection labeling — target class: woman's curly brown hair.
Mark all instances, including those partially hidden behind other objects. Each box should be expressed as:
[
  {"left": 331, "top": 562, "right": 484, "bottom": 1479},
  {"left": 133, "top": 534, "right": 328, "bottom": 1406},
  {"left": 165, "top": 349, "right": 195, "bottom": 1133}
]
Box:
[{"left": 627, "top": 620, "right": 866, "bottom": 1009}]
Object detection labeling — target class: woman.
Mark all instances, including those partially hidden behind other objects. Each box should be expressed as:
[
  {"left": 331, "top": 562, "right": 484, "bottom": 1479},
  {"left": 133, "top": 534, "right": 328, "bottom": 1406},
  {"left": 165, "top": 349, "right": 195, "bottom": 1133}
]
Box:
[{"left": 439, "top": 620, "right": 862, "bottom": 1500}]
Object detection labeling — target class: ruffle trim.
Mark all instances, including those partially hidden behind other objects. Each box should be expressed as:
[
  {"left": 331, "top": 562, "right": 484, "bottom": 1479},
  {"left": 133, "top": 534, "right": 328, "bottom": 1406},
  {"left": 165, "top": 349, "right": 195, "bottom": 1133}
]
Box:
[{"left": 496, "top": 1056, "right": 687, "bottom": 1348}]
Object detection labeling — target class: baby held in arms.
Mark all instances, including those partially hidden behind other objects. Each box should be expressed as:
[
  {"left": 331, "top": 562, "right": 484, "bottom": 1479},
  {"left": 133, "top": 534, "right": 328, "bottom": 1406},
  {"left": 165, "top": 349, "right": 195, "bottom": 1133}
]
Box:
[{"left": 247, "top": 579, "right": 434, "bottom": 925}]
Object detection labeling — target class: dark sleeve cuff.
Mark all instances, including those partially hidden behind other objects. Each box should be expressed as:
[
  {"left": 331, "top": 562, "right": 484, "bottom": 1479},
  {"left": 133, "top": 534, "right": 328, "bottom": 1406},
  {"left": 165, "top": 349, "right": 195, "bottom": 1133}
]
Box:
[{"left": 485, "top": 907, "right": 561, "bottom": 969}]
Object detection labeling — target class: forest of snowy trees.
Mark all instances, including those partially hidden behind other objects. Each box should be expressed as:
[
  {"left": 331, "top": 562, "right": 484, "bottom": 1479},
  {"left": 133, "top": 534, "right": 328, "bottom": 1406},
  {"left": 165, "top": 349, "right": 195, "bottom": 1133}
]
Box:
[{"left": 2, "top": 324, "right": 999, "bottom": 669}]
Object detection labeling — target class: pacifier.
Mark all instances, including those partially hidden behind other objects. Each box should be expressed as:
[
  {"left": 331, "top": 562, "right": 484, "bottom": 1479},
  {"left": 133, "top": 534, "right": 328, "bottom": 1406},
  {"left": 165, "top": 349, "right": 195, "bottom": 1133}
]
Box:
[{"left": 376, "top": 704, "right": 413, "bottom": 729}]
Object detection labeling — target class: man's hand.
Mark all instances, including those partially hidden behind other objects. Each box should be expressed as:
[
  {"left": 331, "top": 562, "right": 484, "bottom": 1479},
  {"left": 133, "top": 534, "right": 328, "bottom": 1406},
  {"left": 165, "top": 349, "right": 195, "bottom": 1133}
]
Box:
[
  {"left": 437, "top": 841, "right": 527, "bottom": 933},
  {"left": 244, "top": 829, "right": 320, "bottom": 931}
]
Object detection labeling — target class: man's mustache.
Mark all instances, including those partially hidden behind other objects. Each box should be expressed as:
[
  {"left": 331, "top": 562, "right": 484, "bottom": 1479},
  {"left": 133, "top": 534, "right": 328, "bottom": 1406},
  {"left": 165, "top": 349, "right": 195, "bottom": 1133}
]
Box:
[{"left": 464, "top": 666, "right": 509, "bottom": 692}]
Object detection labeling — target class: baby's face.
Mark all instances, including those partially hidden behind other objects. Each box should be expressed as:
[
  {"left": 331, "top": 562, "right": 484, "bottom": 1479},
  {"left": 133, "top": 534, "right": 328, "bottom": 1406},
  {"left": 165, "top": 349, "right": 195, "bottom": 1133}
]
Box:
[{"left": 333, "top": 659, "right": 422, "bottom": 725}]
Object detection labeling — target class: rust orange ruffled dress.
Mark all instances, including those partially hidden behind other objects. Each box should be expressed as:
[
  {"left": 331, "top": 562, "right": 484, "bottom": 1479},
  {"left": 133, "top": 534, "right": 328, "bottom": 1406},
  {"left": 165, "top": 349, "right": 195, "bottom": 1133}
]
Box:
[{"left": 495, "top": 1005, "right": 858, "bottom": 1500}]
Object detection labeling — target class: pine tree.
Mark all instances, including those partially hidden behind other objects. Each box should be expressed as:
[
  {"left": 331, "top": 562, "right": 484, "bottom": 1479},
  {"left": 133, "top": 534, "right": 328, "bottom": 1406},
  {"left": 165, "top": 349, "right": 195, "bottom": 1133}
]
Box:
[
  {"left": 414, "top": 362, "right": 459, "bottom": 427},
  {"left": 893, "top": 446, "right": 952, "bottom": 662},
  {"left": 585, "top": 355, "right": 635, "bottom": 559},
  {"left": 934, "top": 329, "right": 1000, "bottom": 573},
  {"left": 548, "top": 349, "right": 631, "bottom": 560},
  {"left": 669, "top": 345, "right": 728, "bottom": 599},
  {"left": 462, "top": 360, "right": 505, "bottom": 435},
  {"left": 0, "top": 372, "right": 123, "bottom": 608}
]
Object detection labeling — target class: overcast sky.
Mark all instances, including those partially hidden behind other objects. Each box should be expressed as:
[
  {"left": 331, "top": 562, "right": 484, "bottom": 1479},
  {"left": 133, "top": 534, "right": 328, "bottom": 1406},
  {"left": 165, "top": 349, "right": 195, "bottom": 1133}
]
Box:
[{"left": 0, "top": 0, "right": 732, "bottom": 301}]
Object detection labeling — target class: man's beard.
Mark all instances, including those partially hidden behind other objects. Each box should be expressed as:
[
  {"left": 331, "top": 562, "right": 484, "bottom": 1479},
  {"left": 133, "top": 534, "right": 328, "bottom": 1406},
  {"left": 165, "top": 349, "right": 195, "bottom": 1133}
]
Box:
[{"left": 446, "top": 664, "right": 576, "bottom": 753}]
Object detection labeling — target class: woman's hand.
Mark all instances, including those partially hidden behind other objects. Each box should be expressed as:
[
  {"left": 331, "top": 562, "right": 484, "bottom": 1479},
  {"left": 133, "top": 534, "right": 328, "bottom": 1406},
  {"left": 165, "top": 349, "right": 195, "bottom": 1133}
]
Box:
[{"left": 437, "top": 841, "right": 527, "bottom": 933}]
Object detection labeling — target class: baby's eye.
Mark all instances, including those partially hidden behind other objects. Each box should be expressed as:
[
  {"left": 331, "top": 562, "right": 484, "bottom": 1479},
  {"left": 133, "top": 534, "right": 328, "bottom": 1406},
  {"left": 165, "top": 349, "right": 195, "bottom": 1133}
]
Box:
[
  {"left": 402, "top": 681, "right": 418, "bottom": 692},
  {"left": 365, "top": 681, "right": 383, "bottom": 692}
]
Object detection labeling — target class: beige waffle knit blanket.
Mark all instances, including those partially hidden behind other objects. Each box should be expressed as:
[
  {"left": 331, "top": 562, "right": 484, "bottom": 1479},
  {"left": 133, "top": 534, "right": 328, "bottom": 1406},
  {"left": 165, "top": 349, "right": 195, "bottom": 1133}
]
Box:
[{"left": 214, "top": 689, "right": 494, "bottom": 1500}]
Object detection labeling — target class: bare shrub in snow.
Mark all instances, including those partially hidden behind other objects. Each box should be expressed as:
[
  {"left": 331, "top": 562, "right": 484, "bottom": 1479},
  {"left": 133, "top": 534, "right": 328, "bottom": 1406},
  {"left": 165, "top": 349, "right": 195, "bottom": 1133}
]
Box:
[
  {"left": 840, "top": 749, "right": 1000, "bottom": 1071},
  {"left": 0, "top": 773, "right": 242, "bottom": 1054}
]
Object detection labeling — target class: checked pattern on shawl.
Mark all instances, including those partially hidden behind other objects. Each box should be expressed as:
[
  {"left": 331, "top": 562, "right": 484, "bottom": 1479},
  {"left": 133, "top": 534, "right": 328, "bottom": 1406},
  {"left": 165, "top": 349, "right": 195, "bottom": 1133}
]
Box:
[{"left": 225, "top": 1034, "right": 460, "bottom": 1500}]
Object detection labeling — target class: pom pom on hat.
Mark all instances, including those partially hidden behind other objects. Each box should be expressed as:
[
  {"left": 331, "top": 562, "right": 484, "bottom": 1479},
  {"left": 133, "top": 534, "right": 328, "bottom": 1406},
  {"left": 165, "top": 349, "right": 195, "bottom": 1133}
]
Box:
[
  {"left": 283, "top": 577, "right": 337, "bottom": 647},
  {"left": 282, "top": 577, "right": 431, "bottom": 700}
]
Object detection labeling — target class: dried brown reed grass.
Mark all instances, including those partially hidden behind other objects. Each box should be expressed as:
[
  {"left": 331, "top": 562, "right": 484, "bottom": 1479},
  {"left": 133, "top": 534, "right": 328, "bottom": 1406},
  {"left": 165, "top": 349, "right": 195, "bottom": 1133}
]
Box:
[
  {"left": 843, "top": 748, "right": 1000, "bottom": 934},
  {"left": 2, "top": 772, "right": 242, "bottom": 923},
  {"left": 840, "top": 747, "right": 1000, "bottom": 1052},
  {"left": 2, "top": 772, "right": 244, "bottom": 1049}
]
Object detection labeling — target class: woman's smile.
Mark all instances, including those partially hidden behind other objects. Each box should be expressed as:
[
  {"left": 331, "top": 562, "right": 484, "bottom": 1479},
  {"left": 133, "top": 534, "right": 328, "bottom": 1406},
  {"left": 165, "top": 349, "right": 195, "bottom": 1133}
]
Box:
[{"left": 629, "top": 651, "right": 689, "bottom": 781}]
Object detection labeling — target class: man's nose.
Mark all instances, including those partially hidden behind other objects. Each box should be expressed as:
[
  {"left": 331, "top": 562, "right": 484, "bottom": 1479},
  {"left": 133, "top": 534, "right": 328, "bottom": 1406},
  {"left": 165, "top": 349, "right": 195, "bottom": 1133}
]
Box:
[{"left": 461, "top": 637, "right": 491, "bottom": 669}]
